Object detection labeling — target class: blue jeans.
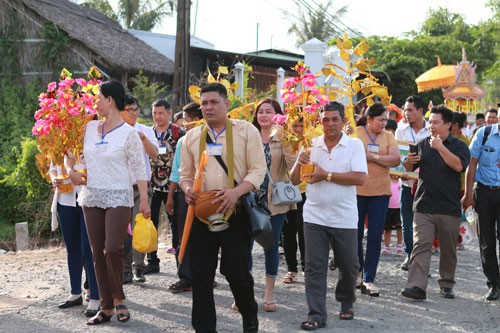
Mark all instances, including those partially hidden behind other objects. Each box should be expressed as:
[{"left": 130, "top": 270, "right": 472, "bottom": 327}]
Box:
[
  {"left": 400, "top": 186, "right": 415, "bottom": 257},
  {"left": 57, "top": 203, "right": 99, "bottom": 300},
  {"left": 357, "top": 195, "right": 390, "bottom": 283},
  {"left": 248, "top": 213, "right": 286, "bottom": 277}
]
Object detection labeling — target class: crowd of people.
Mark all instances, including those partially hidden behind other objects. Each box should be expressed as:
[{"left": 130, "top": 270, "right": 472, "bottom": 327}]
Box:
[{"left": 49, "top": 80, "right": 499, "bottom": 332}]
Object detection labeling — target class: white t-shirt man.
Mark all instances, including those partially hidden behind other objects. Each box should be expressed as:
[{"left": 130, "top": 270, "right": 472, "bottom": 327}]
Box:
[{"left": 303, "top": 133, "right": 368, "bottom": 229}]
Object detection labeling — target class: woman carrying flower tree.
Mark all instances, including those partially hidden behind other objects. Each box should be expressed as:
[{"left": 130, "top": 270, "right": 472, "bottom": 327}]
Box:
[
  {"left": 249, "top": 98, "right": 296, "bottom": 312},
  {"left": 69, "top": 80, "right": 151, "bottom": 325},
  {"left": 355, "top": 102, "right": 400, "bottom": 296}
]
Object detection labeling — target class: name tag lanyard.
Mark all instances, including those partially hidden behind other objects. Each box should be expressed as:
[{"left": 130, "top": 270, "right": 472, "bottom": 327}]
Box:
[
  {"left": 211, "top": 127, "right": 226, "bottom": 143},
  {"left": 363, "top": 126, "right": 378, "bottom": 147},
  {"left": 409, "top": 127, "right": 416, "bottom": 143},
  {"left": 98, "top": 121, "right": 125, "bottom": 145}
]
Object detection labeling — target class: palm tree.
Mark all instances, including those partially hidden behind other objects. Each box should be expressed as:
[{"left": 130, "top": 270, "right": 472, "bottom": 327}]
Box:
[
  {"left": 80, "top": 0, "right": 174, "bottom": 31},
  {"left": 286, "top": 0, "right": 350, "bottom": 47}
]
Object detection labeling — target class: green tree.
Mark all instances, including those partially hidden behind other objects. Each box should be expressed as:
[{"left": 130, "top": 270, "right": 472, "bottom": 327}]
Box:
[
  {"left": 80, "top": 0, "right": 174, "bottom": 31},
  {"left": 420, "top": 7, "right": 470, "bottom": 42},
  {"left": 286, "top": 0, "right": 350, "bottom": 47}
]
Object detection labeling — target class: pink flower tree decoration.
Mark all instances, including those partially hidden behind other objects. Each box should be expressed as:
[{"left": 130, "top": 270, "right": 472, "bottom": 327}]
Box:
[{"left": 33, "top": 67, "right": 102, "bottom": 178}]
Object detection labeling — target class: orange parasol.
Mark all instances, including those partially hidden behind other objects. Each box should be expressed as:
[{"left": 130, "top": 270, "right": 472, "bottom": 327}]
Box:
[
  {"left": 415, "top": 56, "right": 455, "bottom": 92},
  {"left": 387, "top": 104, "right": 403, "bottom": 122},
  {"left": 178, "top": 151, "right": 208, "bottom": 263}
]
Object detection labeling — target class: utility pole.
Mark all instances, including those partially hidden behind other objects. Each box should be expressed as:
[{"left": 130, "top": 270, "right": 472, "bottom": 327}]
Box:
[{"left": 172, "top": 0, "right": 190, "bottom": 112}]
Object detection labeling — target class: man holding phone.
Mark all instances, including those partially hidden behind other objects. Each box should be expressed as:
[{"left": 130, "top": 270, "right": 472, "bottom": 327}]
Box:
[
  {"left": 395, "top": 95, "right": 430, "bottom": 271},
  {"left": 401, "top": 105, "right": 470, "bottom": 300}
]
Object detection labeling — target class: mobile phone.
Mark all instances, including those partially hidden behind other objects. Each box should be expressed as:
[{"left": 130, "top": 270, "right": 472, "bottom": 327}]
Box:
[{"left": 409, "top": 144, "right": 418, "bottom": 154}]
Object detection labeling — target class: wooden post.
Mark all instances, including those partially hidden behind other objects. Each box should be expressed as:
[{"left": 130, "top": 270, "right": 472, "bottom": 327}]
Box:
[
  {"left": 172, "top": 0, "right": 191, "bottom": 112},
  {"left": 15, "top": 222, "right": 29, "bottom": 251}
]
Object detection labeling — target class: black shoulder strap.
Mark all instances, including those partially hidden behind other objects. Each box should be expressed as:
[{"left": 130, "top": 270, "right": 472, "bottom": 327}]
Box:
[
  {"left": 482, "top": 125, "right": 492, "bottom": 146},
  {"left": 206, "top": 133, "right": 239, "bottom": 187}
]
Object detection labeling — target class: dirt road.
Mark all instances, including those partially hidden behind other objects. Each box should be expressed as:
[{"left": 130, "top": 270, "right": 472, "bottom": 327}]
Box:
[{"left": 1, "top": 239, "right": 498, "bottom": 333}]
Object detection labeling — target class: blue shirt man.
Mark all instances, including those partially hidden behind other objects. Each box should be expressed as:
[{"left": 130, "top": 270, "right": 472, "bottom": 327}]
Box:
[{"left": 462, "top": 123, "right": 500, "bottom": 301}]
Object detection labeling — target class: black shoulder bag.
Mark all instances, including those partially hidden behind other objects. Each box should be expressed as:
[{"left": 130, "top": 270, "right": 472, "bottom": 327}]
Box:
[{"left": 203, "top": 126, "right": 273, "bottom": 250}]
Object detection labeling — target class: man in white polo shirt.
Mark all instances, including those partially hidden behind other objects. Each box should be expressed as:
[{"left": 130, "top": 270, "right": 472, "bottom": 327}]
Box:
[
  {"left": 291, "top": 101, "right": 367, "bottom": 331},
  {"left": 395, "top": 95, "right": 430, "bottom": 271}
]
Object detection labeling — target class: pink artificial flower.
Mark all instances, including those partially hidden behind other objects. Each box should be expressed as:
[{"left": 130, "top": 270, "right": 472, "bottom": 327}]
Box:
[
  {"left": 301, "top": 74, "right": 316, "bottom": 87},
  {"left": 47, "top": 82, "right": 57, "bottom": 92},
  {"left": 34, "top": 109, "right": 43, "bottom": 120},
  {"left": 309, "top": 88, "right": 320, "bottom": 95},
  {"left": 75, "top": 78, "right": 87, "bottom": 87},
  {"left": 317, "top": 94, "right": 329, "bottom": 106},
  {"left": 304, "top": 104, "right": 319, "bottom": 114},
  {"left": 58, "top": 78, "right": 75, "bottom": 89},
  {"left": 272, "top": 114, "right": 288, "bottom": 125},
  {"left": 282, "top": 77, "right": 299, "bottom": 89},
  {"left": 282, "top": 91, "right": 297, "bottom": 103}
]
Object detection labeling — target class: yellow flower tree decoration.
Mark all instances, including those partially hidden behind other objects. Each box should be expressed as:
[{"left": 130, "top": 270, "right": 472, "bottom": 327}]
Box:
[
  {"left": 188, "top": 65, "right": 258, "bottom": 122},
  {"left": 322, "top": 34, "right": 391, "bottom": 136}
]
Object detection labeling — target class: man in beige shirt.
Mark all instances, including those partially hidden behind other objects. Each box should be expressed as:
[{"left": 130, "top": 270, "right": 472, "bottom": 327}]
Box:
[{"left": 179, "top": 83, "right": 266, "bottom": 333}]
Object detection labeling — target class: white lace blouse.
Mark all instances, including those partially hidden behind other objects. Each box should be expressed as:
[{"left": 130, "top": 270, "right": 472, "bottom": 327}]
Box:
[{"left": 77, "top": 120, "right": 147, "bottom": 208}]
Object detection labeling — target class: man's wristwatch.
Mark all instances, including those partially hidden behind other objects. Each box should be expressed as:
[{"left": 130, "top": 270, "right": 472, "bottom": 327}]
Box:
[
  {"left": 327, "top": 172, "right": 332, "bottom": 182},
  {"left": 372, "top": 153, "right": 380, "bottom": 160}
]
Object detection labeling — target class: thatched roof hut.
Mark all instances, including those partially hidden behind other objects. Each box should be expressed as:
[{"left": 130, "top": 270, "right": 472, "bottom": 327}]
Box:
[{"left": 1, "top": 0, "right": 174, "bottom": 82}]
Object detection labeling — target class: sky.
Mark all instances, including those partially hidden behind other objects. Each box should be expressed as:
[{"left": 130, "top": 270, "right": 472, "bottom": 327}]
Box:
[
  {"left": 150, "top": 0, "right": 494, "bottom": 54},
  {"left": 98, "top": 0, "right": 494, "bottom": 54}
]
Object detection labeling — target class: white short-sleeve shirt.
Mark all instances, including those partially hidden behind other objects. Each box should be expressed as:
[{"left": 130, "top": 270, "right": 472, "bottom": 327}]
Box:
[
  {"left": 303, "top": 134, "right": 368, "bottom": 229},
  {"left": 130, "top": 122, "right": 158, "bottom": 184}
]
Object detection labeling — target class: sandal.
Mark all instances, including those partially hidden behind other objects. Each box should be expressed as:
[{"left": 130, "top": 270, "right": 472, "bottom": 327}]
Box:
[
  {"left": 115, "top": 304, "right": 130, "bottom": 323},
  {"left": 339, "top": 303, "right": 354, "bottom": 320},
  {"left": 300, "top": 320, "right": 326, "bottom": 331},
  {"left": 282, "top": 272, "right": 297, "bottom": 284},
  {"left": 86, "top": 310, "right": 112, "bottom": 325},
  {"left": 395, "top": 243, "right": 403, "bottom": 254},
  {"left": 263, "top": 300, "right": 277, "bottom": 312},
  {"left": 381, "top": 246, "right": 391, "bottom": 255},
  {"left": 361, "top": 282, "right": 380, "bottom": 297}
]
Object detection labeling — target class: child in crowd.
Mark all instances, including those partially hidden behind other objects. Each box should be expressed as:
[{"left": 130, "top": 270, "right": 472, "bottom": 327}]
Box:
[
  {"left": 382, "top": 119, "right": 403, "bottom": 255},
  {"left": 382, "top": 175, "right": 403, "bottom": 254}
]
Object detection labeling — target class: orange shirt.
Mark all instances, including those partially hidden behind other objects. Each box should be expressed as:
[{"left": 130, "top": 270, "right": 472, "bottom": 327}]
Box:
[{"left": 356, "top": 127, "right": 398, "bottom": 196}]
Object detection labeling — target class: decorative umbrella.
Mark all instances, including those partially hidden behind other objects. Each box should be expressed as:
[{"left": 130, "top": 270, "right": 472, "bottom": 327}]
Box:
[{"left": 415, "top": 56, "right": 455, "bottom": 92}]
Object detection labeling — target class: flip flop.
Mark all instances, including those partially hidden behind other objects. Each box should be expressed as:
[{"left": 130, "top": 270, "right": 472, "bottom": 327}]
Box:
[{"left": 300, "top": 320, "right": 326, "bottom": 331}]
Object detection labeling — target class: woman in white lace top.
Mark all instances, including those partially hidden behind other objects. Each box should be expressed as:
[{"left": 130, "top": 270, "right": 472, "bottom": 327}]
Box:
[{"left": 70, "top": 80, "right": 151, "bottom": 325}]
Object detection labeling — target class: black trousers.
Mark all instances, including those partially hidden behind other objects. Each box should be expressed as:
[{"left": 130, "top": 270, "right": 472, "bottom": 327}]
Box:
[
  {"left": 282, "top": 193, "right": 306, "bottom": 273},
  {"left": 189, "top": 209, "right": 257, "bottom": 333},
  {"left": 475, "top": 185, "right": 500, "bottom": 288}
]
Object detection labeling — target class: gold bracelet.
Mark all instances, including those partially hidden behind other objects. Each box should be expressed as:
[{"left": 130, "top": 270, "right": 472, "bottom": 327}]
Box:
[{"left": 327, "top": 172, "right": 332, "bottom": 182}]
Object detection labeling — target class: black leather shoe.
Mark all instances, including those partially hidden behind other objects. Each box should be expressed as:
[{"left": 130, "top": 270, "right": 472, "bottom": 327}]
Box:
[
  {"left": 439, "top": 287, "right": 455, "bottom": 299},
  {"left": 401, "top": 257, "right": 410, "bottom": 271},
  {"left": 58, "top": 296, "right": 83, "bottom": 309},
  {"left": 486, "top": 286, "right": 499, "bottom": 301},
  {"left": 133, "top": 269, "right": 146, "bottom": 283},
  {"left": 401, "top": 286, "right": 426, "bottom": 300},
  {"left": 243, "top": 315, "right": 258, "bottom": 333},
  {"left": 123, "top": 271, "right": 133, "bottom": 285}
]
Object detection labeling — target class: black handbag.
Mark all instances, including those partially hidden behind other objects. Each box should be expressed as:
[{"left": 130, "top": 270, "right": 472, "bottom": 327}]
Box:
[
  {"left": 240, "top": 190, "right": 274, "bottom": 250},
  {"left": 206, "top": 132, "right": 273, "bottom": 250}
]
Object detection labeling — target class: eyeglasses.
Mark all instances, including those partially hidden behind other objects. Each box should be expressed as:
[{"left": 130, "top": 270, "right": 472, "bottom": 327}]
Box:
[{"left": 125, "top": 107, "right": 139, "bottom": 114}]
